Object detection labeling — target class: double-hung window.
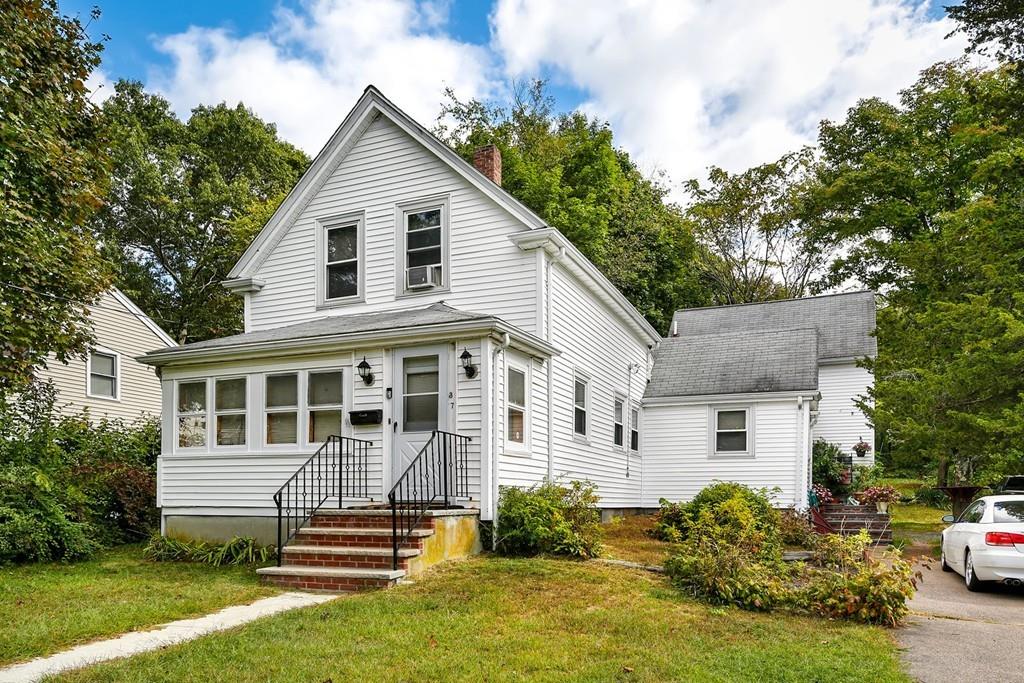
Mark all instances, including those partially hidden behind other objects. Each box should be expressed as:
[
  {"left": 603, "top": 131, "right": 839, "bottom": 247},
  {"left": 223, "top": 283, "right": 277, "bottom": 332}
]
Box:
[
  {"left": 630, "top": 405, "right": 640, "bottom": 452},
  {"left": 713, "top": 407, "right": 750, "bottom": 455},
  {"left": 507, "top": 364, "right": 527, "bottom": 448},
  {"left": 613, "top": 396, "right": 625, "bottom": 448},
  {"left": 215, "top": 377, "right": 246, "bottom": 446},
  {"left": 88, "top": 350, "right": 118, "bottom": 399},
  {"left": 266, "top": 374, "right": 298, "bottom": 445},
  {"left": 321, "top": 215, "right": 362, "bottom": 304},
  {"left": 307, "top": 371, "right": 344, "bottom": 444},
  {"left": 177, "top": 380, "right": 207, "bottom": 448},
  {"left": 573, "top": 375, "right": 589, "bottom": 437},
  {"left": 401, "top": 201, "right": 446, "bottom": 293}
]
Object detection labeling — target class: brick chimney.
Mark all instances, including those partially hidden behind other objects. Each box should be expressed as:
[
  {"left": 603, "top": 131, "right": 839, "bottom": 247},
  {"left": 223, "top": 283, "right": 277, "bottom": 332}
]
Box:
[{"left": 472, "top": 144, "right": 502, "bottom": 186}]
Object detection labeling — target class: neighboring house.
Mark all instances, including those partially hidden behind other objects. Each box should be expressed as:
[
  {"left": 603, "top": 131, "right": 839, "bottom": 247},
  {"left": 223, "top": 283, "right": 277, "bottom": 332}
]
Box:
[
  {"left": 138, "top": 87, "right": 875, "bottom": 555},
  {"left": 35, "top": 288, "right": 176, "bottom": 422},
  {"left": 643, "top": 292, "right": 877, "bottom": 507}
]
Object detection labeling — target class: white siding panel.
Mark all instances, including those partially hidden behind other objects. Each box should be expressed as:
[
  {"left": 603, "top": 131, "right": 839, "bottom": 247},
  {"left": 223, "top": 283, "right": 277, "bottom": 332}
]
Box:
[
  {"left": 497, "top": 351, "right": 549, "bottom": 488},
  {"left": 454, "top": 338, "right": 483, "bottom": 501},
  {"left": 249, "top": 115, "right": 537, "bottom": 333},
  {"left": 813, "top": 363, "right": 875, "bottom": 464},
  {"left": 641, "top": 400, "right": 803, "bottom": 508}
]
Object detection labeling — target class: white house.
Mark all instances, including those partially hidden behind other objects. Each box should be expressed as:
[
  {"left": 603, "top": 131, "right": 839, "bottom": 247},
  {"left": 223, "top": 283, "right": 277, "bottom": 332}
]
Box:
[
  {"left": 138, "top": 86, "right": 874, "bottom": 589},
  {"left": 36, "top": 287, "right": 176, "bottom": 422}
]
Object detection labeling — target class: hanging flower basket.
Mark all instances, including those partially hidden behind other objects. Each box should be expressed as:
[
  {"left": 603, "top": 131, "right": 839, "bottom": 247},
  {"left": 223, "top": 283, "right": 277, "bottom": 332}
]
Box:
[{"left": 853, "top": 440, "right": 872, "bottom": 458}]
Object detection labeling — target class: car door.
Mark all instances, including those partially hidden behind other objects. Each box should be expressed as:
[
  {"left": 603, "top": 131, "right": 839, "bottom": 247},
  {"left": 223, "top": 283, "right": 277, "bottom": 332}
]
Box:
[{"left": 951, "top": 500, "right": 986, "bottom": 570}]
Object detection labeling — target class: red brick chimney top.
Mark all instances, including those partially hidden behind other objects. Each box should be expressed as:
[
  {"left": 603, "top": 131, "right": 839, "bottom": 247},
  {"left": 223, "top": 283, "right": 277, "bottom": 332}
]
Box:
[{"left": 472, "top": 144, "right": 502, "bottom": 186}]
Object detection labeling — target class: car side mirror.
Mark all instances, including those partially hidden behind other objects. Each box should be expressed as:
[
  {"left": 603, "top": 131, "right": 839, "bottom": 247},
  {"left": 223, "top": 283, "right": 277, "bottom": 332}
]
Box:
[{"left": 942, "top": 514, "right": 956, "bottom": 523}]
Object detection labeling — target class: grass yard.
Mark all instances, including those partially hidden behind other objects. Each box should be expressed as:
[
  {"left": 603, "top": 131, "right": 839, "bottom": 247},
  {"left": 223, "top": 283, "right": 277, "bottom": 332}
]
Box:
[
  {"left": 890, "top": 503, "right": 950, "bottom": 533},
  {"left": 0, "top": 545, "right": 277, "bottom": 666},
  {"left": 601, "top": 513, "right": 670, "bottom": 565},
  {"left": 54, "top": 556, "right": 909, "bottom": 683}
]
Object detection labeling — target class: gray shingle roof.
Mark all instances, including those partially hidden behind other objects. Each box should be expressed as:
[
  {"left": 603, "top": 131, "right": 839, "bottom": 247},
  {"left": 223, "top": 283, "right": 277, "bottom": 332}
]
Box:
[
  {"left": 142, "top": 303, "right": 491, "bottom": 358},
  {"left": 671, "top": 291, "right": 876, "bottom": 360},
  {"left": 645, "top": 328, "right": 819, "bottom": 398}
]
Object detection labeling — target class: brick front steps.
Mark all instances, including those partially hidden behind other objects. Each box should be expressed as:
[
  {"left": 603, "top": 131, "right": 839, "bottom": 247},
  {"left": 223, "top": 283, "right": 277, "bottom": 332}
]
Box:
[
  {"left": 256, "top": 507, "right": 480, "bottom": 593},
  {"left": 819, "top": 503, "right": 893, "bottom": 545}
]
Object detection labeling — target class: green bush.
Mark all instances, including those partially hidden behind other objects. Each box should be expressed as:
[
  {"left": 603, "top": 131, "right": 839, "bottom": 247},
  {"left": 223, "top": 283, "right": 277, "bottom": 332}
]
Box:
[
  {"left": 496, "top": 480, "right": 602, "bottom": 558},
  {"left": 851, "top": 464, "right": 884, "bottom": 493},
  {"left": 812, "top": 440, "right": 848, "bottom": 494},
  {"left": 651, "top": 481, "right": 780, "bottom": 547},
  {"left": 913, "top": 487, "right": 951, "bottom": 509},
  {"left": 779, "top": 509, "right": 814, "bottom": 549},
  {"left": 143, "top": 534, "right": 275, "bottom": 566}
]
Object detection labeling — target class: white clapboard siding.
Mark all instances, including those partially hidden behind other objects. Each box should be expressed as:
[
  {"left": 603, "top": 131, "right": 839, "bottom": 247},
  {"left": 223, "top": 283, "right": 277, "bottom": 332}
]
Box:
[
  {"left": 249, "top": 115, "right": 538, "bottom": 333},
  {"left": 35, "top": 289, "right": 173, "bottom": 422},
  {"left": 454, "top": 337, "right": 484, "bottom": 501},
  {"left": 813, "top": 363, "right": 875, "bottom": 464},
  {"left": 641, "top": 400, "right": 803, "bottom": 508},
  {"left": 496, "top": 350, "right": 550, "bottom": 489},
  {"left": 545, "top": 263, "right": 648, "bottom": 507}
]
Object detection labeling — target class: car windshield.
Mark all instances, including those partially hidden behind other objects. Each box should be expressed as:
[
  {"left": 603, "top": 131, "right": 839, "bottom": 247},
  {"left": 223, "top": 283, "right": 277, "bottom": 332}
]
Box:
[{"left": 993, "top": 501, "right": 1024, "bottom": 524}]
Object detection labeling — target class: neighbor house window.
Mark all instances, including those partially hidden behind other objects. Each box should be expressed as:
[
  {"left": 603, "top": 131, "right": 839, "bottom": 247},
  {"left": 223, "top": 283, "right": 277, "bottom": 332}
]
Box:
[
  {"left": 177, "top": 380, "right": 207, "bottom": 448},
  {"left": 630, "top": 405, "right": 640, "bottom": 452},
  {"left": 88, "top": 350, "right": 118, "bottom": 399},
  {"left": 307, "top": 370, "right": 343, "bottom": 444},
  {"left": 215, "top": 377, "right": 247, "bottom": 446},
  {"left": 714, "top": 407, "right": 749, "bottom": 454},
  {"left": 507, "top": 365, "right": 527, "bottom": 447},
  {"left": 401, "top": 202, "right": 446, "bottom": 292},
  {"left": 266, "top": 373, "right": 298, "bottom": 445},
  {"left": 613, "top": 396, "right": 625, "bottom": 448},
  {"left": 573, "top": 375, "right": 589, "bottom": 437},
  {"left": 324, "top": 219, "right": 360, "bottom": 300}
]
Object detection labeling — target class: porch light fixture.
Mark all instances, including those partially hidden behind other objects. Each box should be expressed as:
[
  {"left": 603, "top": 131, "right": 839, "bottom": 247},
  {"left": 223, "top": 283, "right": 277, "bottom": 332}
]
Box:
[
  {"left": 460, "top": 348, "right": 477, "bottom": 379},
  {"left": 357, "top": 356, "right": 375, "bottom": 385}
]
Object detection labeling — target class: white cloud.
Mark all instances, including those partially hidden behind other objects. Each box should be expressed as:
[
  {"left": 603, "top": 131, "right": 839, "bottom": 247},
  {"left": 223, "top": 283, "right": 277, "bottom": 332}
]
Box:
[
  {"left": 150, "top": 0, "right": 496, "bottom": 154},
  {"left": 491, "top": 0, "right": 968, "bottom": 185},
  {"left": 85, "top": 68, "right": 114, "bottom": 105}
]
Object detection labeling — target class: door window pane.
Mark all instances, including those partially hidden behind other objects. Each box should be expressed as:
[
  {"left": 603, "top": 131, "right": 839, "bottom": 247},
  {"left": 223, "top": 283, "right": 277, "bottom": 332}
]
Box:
[
  {"left": 267, "top": 412, "right": 298, "bottom": 445},
  {"left": 308, "top": 371, "right": 343, "bottom": 406},
  {"left": 215, "top": 378, "right": 246, "bottom": 410},
  {"left": 309, "top": 410, "right": 343, "bottom": 443},
  {"left": 266, "top": 374, "right": 297, "bottom": 408},
  {"left": 406, "top": 370, "right": 439, "bottom": 394},
  {"left": 403, "top": 356, "right": 439, "bottom": 432},
  {"left": 404, "top": 395, "right": 438, "bottom": 432}
]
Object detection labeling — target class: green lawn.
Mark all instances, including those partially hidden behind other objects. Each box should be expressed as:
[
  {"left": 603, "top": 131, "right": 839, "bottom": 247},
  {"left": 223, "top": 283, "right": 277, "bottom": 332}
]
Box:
[
  {"left": 601, "top": 514, "right": 670, "bottom": 566},
  {"left": 54, "top": 556, "right": 909, "bottom": 683},
  {"left": 890, "top": 503, "right": 950, "bottom": 533},
  {"left": 1, "top": 545, "right": 277, "bottom": 666}
]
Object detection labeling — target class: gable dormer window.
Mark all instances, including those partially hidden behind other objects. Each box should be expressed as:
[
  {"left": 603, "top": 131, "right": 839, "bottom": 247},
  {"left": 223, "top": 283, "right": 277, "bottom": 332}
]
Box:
[
  {"left": 317, "top": 212, "right": 364, "bottom": 307},
  {"left": 397, "top": 197, "right": 449, "bottom": 296}
]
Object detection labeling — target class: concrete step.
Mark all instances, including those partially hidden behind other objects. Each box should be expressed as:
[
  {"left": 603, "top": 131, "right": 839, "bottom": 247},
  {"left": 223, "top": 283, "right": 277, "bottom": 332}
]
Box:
[{"left": 257, "top": 565, "right": 405, "bottom": 592}]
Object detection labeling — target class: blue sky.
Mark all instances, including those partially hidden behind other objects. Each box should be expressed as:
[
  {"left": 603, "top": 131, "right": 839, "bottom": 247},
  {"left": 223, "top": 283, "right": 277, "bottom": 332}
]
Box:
[{"left": 62, "top": 0, "right": 967, "bottom": 186}]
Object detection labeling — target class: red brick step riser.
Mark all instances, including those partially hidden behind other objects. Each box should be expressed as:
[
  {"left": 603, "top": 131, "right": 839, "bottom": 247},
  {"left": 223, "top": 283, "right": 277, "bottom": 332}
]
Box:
[
  {"left": 261, "top": 575, "right": 396, "bottom": 591},
  {"left": 282, "top": 552, "right": 412, "bottom": 570},
  {"left": 309, "top": 515, "right": 433, "bottom": 530},
  {"left": 295, "top": 533, "right": 426, "bottom": 549}
]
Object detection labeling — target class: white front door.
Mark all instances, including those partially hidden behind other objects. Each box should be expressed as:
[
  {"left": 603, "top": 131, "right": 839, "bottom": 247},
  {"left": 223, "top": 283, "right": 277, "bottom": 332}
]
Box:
[{"left": 392, "top": 346, "right": 450, "bottom": 484}]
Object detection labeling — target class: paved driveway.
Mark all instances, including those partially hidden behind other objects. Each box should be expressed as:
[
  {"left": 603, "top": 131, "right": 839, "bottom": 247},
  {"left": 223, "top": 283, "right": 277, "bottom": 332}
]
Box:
[{"left": 898, "top": 560, "right": 1024, "bottom": 682}]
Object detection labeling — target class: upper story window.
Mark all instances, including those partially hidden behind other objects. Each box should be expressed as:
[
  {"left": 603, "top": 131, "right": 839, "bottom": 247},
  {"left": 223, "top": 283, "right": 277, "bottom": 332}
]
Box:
[
  {"left": 713, "top": 407, "right": 750, "bottom": 456},
  {"left": 573, "top": 373, "right": 589, "bottom": 438},
  {"left": 177, "top": 380, "right": 207, "bottom": 448},
  {"left": 318, "top": 213, "right": 363, "bottom": 307},
  {"left": 398, "top": 197, "right": 449, "bottom": 295},
  {"left": 613, "top": 396, "right": 625, "bottom": 448},
  {"left": 87, "top": 350, "right": 119, "bottom": 400}
]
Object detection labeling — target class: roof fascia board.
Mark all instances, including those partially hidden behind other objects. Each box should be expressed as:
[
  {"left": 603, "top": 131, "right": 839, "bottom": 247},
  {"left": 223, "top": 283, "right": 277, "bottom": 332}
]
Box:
[
  {"left": 509, "top": 228, "right": 660, "bottom": 344},
  {"left": 108, "top": 288, "right": 177, "bottom": 347},
  {"left": 643, "top": 390, "right": 820, "bottom": 407},
  {"left": 818, "top": 355, "right": 872, "bottom": 365}
]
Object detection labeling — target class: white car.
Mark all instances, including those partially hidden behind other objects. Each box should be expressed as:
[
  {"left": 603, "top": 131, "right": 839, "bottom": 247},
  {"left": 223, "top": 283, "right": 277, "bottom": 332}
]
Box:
[{"left": 941, "top": 494, "right": 1024, "bottom": 591}]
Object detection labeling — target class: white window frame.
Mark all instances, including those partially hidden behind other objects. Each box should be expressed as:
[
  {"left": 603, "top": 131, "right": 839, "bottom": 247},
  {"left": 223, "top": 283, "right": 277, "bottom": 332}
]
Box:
[
  {"left": 175, "top": 378, "right": 209, "bottom": 451},
  {"left": 395, "top": 195, "right": 450, "bottom": 298},
  {"left": 264, "top": 372, "right": 301, "bottom": 448},
  {"left": 213, "top": 376, "right": 247, "bottom": 448},
  {"left": 630, "top": 402, "right": 641, "bottom": 453},
  {"left": 612, "top": 394, "right": 626, "bottom": 450},
  {"left": 505, "top": 358, "right": 530, "bottom": 454},
  {"left": 305, "top": 368, "right": 345, "bottom": 446},
  {"left": 709, "top": 405, "right": 755, "bottom": 458},
  {"left": 85, "top": 347, "right": 121, "bottom": 401},
  {"left": 572, "top": 370, "right": 590, "bottom": 441},
  {"left": 316, "top": 211, "right": 365, "bottom": 308}
]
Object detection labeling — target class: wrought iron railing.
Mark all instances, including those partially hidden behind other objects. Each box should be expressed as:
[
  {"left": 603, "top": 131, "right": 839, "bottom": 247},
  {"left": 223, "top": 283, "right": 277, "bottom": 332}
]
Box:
[
  {"left": 273, "top": 435, "right": 371, "bottom": 565},
  {"left": 387, "top": 430, "right": 470, "bottom": 570}
]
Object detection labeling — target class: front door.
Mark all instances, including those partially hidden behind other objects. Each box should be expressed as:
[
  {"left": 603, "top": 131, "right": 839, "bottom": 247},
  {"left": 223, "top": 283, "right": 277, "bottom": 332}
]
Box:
[{"left": 392, "top": 346, "right": 450, "bottom": 484}]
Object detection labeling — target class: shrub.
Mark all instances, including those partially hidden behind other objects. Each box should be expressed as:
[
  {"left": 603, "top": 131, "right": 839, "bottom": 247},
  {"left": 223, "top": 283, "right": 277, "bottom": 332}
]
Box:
[
  {"left": 799, "top": 552, "right": 917, "bottom": 626},
  {"left": 779, "top": 509, "right": 814, "bottom": 549},
  {"left": 496, "top": 480, "right": 602, "bottom": 558},
  {"left": 0, "top": 466, "right": 98, "bottom": 562},
  {"left": 651, "top": 482, "right": 780, "bottom": 547},
  {"left": 859, "top": 485, "right": 901, "bottom": 504},
  {"left": 812, "top": 440, "right": 848, "bottom": 494},
  {"left": 143, "top": 534, "right": 275, "bottom": 566},
  {"left": 913, "top": 487, "right": 951, "bottom": 509},
  {"left": 851, "top": 464, "right": 884, "bottom": 493}
]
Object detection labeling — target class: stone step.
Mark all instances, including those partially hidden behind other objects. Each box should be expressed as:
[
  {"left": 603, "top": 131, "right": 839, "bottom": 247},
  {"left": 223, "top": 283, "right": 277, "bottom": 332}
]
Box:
[
  {"left": 282, "top": 544, "right": 419, "bottom": 569},
  {"left": 257, "top": 565, "right": 405, "bottom": 592}
]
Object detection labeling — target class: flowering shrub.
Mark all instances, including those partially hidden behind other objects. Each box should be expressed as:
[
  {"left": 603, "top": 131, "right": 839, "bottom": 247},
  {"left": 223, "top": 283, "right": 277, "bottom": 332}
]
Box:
[
  {"left": 859, "top": 485, "right": 901, "bottom": 504},
  {"left": 811, "top": 483, "right": 835, "bottom": 505}
]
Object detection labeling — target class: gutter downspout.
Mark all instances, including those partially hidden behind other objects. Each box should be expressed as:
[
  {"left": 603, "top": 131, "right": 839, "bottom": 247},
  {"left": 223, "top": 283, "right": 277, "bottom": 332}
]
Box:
[
  {"left": 491, "top": 331, "right": 511, "bottom": 550},
  {"left": 546, "top": 247, "right": 566, "bottom": 481}
]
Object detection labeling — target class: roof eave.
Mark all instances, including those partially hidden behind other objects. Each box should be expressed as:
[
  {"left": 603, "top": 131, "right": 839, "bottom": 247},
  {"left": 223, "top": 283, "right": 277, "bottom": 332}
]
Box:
[{"left": 643, "top": 390, "right": 821, "bottom": 406}]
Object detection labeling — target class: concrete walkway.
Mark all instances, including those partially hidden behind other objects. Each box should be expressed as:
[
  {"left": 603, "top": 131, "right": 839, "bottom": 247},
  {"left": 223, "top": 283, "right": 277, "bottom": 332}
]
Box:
[{"left": 0, "top": 592, "right": 337, "bottom": 683}]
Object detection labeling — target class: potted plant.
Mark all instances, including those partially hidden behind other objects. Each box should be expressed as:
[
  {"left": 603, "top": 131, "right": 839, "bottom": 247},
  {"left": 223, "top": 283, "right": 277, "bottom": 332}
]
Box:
[
  {"left": 811, "top": 483, "right": 834, "bottom": 505},
  {"left": 853, "top": 440, "right": 872, "bottom": 458},
  {"left": 860, "top": 485, "right": 900, "bottom": 514}
]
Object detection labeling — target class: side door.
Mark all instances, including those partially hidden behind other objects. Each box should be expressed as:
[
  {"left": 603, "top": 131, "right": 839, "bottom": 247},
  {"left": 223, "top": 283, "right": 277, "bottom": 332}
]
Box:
[
  {"left": 391, "top": 346, "right": 450, "bottom": 485},
  {"left": 951, "top": 500, "right": 986, "bottom": 570}
]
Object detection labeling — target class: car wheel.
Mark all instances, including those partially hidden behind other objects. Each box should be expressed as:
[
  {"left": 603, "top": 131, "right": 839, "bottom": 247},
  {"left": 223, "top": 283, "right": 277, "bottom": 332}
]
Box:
[
  {"left": 941, "top": 546, "right": 953, "bottom": 572},
  {"left": 965, "top": 549, "right": 985, "bottom": 592}
]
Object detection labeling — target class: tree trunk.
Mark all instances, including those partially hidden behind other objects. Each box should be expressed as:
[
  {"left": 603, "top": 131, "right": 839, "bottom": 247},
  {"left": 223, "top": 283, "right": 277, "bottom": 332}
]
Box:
[{"left": 937, "top": 455, "right": 949, "bottom": 488}]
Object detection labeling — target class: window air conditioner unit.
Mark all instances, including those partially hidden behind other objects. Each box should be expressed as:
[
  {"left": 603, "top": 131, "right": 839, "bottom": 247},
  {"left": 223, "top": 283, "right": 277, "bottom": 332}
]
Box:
[{"left": 407, "top": 265, "right": 441, "bottom": 290}]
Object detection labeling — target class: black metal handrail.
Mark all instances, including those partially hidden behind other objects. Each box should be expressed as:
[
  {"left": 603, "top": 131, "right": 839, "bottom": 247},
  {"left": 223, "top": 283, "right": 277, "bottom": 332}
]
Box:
[
  {"left": 387, "top": 430, "right": 470, "bottom": 570},
  {"left": 273, "top": 435, "right": 371, "bottom": 565}
]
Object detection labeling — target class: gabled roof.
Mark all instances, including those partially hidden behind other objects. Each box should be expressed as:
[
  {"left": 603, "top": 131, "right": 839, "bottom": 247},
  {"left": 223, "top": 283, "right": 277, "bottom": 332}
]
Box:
[
  {"left": 671, "top": 291, "right": 876, "bottom": 360},
  {"left": 108, "top": 288, "right": 177, "bottom": 348},
  {"left": 645, "top": 328, "right": 819, "bottom": 399},
  {"left": 228, "top": 85, "right": 548, "bottom": 280}
]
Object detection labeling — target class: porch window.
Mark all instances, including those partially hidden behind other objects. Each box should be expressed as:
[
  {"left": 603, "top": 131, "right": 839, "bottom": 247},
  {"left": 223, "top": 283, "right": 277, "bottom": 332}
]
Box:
[
  {"left": 215, "top": 377, "right": 246, "bottom": 446},
  {"left": 325, "top": 221, "right": 360, "bottom": 300},
  {"left": 88, "top": 350, "right": 119, "bottom": 399},
  {"left": 177, "top": 380, "right": 207, "bottom": 448},
  {"left": 630, "top": 405, "right": 640, "bottom": 452},
  {"left": 573, "top": 375, "right": 589, "bottom": 437},
  {"left": 714, "top": 407, "right": 749, "bottom": 454},
  {"left": 400, "top": 201, "right": 446, "bottom": 293},
  {"left": 308, "top": 370, "right": 343, "bottom": 444},
  {"left": 613, "top": 396, "right": 625, "bottom": 448},
  {"left": 403, "top": 356, "right": 439, "bottom": 432},
  {"left": 507, "top": 365, "right": 527, "bottom": 446},
  {"left": 266, "top": 373, "right": 298, "bottom": 445}
]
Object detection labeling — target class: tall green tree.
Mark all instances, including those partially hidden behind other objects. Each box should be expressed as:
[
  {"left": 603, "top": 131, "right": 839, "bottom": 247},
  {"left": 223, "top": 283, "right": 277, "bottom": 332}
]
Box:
[
  {"left": 97, "top": 81, "right": 309, "bottom": 344},
  {"left": 806, "top": 61, "right": 1024, "bottom": 483},
  {"left": 947, "top": 0, "right": 1024, "bottom": 65},
  {"left": 0, "top": 0, "right": 111, "bottom": 396},
  {"left": 437, "top": 81, "right": 708, "bottom": 332}
]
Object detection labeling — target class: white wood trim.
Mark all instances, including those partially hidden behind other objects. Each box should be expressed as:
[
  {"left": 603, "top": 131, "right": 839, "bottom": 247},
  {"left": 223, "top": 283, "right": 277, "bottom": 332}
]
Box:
[
  {"left": 315, "top": 211, "right": 366, "bottom": 309},
  {"left": 393, "top": 194, "right": 451, "bottom": 299}
]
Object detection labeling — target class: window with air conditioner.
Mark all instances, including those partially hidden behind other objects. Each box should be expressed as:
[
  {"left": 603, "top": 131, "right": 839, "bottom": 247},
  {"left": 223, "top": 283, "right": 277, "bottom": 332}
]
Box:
[{"left": 399, "top": 199, "right": 448, "bottom": 295}]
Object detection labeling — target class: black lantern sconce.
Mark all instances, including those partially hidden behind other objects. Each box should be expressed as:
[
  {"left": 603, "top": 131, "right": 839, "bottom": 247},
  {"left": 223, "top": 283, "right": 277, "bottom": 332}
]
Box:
[
  {"left": 357, "top": 356, "right": 375, "bottom": 386},
  {"left": 460, "top": 348, "right": 477, "bottom": 379}
]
